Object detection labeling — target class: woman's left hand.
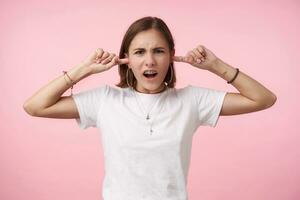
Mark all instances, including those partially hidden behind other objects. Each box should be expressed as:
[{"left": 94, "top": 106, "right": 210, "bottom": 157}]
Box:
[{"left": 173, "top": 45, "right": 219, "bottom": 71}]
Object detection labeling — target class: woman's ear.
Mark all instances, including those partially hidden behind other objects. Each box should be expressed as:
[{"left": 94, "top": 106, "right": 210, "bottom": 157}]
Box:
[
  {"left": 170, "top": 49, "right": 175, "bottom": 61},
  {"left": 124, "top": 53, "right": 131, "bottom": 69}
]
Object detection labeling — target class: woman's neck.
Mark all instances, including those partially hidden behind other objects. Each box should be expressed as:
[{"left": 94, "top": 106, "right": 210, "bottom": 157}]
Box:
[{"left": 134, "top": 83, "right": 167, "bottom": 94}]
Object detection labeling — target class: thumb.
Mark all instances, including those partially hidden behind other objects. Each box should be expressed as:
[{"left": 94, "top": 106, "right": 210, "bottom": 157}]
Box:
[{"left": 117, "top": 58, "right": 129, "bottom": 65}]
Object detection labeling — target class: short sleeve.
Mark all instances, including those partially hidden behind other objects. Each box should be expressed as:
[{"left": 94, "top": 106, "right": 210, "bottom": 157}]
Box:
[
  {"left": 189, "top": 85, "right": 227, "bottom": 127},
  {"left": 72, "top": 84, "right": 108, "bottom": 130}
]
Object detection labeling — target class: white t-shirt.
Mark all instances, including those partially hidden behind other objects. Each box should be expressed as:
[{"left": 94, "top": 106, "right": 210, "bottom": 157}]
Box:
[{"left": 72, "top": 84, "right": 226, "bottom": 200}]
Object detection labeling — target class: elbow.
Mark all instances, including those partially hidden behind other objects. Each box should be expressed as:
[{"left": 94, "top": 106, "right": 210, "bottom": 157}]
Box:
[
  {"left": 254, "top": 93, "right": 277, "bottom": 111},
  {"left": 23, "top": 102, "right": 37, "bottom": 116},
  {"left": 267, "top": 93, "right": 277, "bottom": 108},
  {"left": 263, "top": 93, "right": 277, "bottom": 109}
]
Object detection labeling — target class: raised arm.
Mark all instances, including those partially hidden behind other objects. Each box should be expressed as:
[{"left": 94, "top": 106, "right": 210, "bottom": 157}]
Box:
[
  {"left": 173, "top": 45, "right": 277, "bottom": 116},
  {"left": 23, "top": 48, "right": 127, "bottom": 118},
  {"left": 209, "top": 59, "right": 277, "bottom": 115}
]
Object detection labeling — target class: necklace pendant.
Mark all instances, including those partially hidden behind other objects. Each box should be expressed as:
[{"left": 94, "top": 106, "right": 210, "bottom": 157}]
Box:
[
  {"left": 146, "top": 114, "right": 150, "bottom": 120},
  {"left": 150, "top": 128, "right": 153, "bottom": 135}
]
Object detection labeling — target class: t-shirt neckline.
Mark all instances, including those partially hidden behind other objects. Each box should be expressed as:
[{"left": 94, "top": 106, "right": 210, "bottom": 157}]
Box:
[{"left": 129, "top": 87, "right": 169, "bottom": 97}]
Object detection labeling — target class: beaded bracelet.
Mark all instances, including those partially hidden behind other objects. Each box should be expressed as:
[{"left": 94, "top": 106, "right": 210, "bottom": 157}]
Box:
[
  {"left": 227, "top": 68, "right": 239, "bottom": 84},
  {"left": 62, "top": 71, "right": 76, "bottom": 96}
]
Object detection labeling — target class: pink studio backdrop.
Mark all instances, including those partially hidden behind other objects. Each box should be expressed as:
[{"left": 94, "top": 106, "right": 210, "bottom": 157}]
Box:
[{"left": 1, "top": 0, "right": 299, "bottom": 200}]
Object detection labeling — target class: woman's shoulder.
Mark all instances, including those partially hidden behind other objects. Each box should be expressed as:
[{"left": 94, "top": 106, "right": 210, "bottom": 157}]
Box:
[
  {"left": 105, "top": 84, "right": 132, "bottom": 97},
  {"left": 175, "top": 84, "right": 226, "bottom": 98},
  {"left": 183, "top": 84, "right": 224, "bottom": 92},
  {"left": 175, "top": 84, "right": 205, "bottom": 94}
]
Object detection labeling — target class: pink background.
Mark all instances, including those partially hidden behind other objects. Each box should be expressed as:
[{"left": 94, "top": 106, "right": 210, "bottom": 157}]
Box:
[{"left": 1, "top": 0, "right": 299, "bottom": 199}]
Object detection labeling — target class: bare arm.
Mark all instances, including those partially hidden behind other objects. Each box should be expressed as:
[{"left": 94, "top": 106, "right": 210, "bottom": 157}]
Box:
[
  {"left": 209, "top": 59, "right": 277, "bottom": 115},
  {"left": 23, "top": 65, "right": 91, "bottom": 118},
  {"left": 23, "top": 48, "right": 127, "bottom": 118},
  {"left": 173, "top": 45, "right": 277, "bottom": 116}
]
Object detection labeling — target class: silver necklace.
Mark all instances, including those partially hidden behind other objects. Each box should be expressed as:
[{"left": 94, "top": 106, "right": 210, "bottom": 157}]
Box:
[{"left": 132, "top": 85, "right": 169, "bottom": 135}]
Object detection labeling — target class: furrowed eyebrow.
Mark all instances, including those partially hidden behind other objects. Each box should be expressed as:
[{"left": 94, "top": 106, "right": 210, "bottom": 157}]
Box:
[{"left": 133, "top": 47, "right": 166, "bottom": 51}]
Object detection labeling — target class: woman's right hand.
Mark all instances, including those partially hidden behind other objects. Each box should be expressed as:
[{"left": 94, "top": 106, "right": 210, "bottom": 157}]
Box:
[{"left": 79, "top": 48, "right": 129, "bottom": 74}]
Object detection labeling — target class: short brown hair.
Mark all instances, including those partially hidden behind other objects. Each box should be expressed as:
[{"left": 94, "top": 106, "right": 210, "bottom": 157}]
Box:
[{"left": 115, "top": 16, "right": 176, "bottom": 89}]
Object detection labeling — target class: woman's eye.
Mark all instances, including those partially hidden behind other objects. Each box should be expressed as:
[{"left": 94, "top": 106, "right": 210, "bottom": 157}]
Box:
[
  {"left": 134, "top": 50, "right": 164, "bottom": 54},
  {"left": 135, "top": 51, "right": 143, "bottom": 54},
  {"left": 156, "top": 50, "right": 164, "bottom": 53}
]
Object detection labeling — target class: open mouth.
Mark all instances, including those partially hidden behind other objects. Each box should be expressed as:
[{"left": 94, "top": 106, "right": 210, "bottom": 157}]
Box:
[
  {"left": 143, "top": 70, "right": 158, "bottom": 79},
  {"left": 143, "top": 73, "right": 158, "bottom": 78}
]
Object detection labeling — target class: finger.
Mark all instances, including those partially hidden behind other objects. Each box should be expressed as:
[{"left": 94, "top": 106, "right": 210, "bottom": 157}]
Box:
[
  {"left": 117, "top": 57, "right": 129, "bottom": 65},
  {"left": 190, "top": 51, "right": 198, "bottom": 62},
  {"left": 101, "top": 53, "right": 115, "bottom": 65},
  {"left": 106, "top": 56, "right": 119, "bottom": 68},
  {"left": 193, "top": 49, "right": 205, "bottom": 63},
  {"left": 96, "top": 48, "right": 104, "bottom": 56},
  {"left": 196, "top": 45, "right": 206, "bottom": 57},
  {"left": 89, "top": 48, "right": 102, "bottom": 61},
  {"left": 173, "top": 56, "right": 185, "bottom": 62},
  {"left": 193, "top": 48, "right": 204, "bottom": 59},
  {"left": 100, "top": 52, "right": 110, "bottom": 60},
  {"left": 96, "top": 51, "right": 110, "bottom": 63},
  {"left": 185, "top": 52, "right": 195, "bottom": 63},
  {"left": 192, "top": 49, "right": 204, "bottom": 63},
  {"left": 94, "top": 48, "right": 104, "bottom": 60}
]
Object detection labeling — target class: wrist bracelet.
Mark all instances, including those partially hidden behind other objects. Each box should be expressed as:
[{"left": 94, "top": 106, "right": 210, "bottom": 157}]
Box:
[
  {"left": 62, "top": 71, "right": 76, "bottom": 96},
  {"left": 227, "top": 68, "right": 239, "bottom": 84}
]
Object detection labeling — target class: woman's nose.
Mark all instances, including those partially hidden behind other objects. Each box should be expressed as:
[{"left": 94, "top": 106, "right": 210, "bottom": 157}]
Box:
[{"left": 145, "top": 53, "right": 155, "bottom": 66}]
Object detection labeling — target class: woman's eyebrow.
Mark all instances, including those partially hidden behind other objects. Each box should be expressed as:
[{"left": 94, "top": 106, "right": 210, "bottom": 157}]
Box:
[{"left": 133, "top": 47, "right": 166, "bottom": 51}]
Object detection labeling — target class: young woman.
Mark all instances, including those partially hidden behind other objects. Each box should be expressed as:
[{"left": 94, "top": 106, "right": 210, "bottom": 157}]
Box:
[{"left": 23, "top": 16, "right": 276, "bottom": 200}]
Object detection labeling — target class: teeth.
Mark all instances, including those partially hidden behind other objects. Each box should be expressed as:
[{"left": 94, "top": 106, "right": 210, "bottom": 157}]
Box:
[{"left": 144, "top": 70, "right": 157, "bottom": 75}]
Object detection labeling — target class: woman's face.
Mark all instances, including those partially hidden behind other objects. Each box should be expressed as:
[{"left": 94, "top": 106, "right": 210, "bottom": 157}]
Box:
[{"left": 125, "top": 28, "right": 174, "bottom": 94}]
